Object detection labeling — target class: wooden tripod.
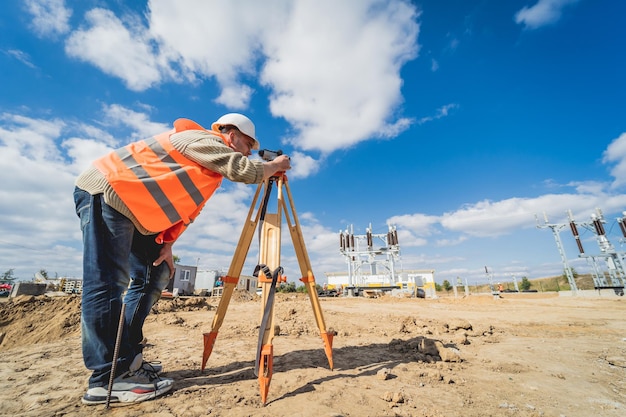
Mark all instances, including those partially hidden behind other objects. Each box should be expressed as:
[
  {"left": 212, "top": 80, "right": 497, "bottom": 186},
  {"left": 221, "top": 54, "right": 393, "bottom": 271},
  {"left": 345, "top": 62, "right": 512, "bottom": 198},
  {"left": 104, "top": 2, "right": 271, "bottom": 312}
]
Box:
[{"left": 201, "top": 172, "right": 334, "bottom": 404}]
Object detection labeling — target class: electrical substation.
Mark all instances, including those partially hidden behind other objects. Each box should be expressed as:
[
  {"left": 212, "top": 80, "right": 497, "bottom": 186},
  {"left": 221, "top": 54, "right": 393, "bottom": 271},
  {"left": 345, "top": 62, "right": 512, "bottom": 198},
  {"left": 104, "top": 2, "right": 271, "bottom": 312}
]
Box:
[
  {"left": 324, "top": 224, "right": 435, "bottom": 297},
  {"left": 537, "top": 208, "right": 626, "bottom": 296}
]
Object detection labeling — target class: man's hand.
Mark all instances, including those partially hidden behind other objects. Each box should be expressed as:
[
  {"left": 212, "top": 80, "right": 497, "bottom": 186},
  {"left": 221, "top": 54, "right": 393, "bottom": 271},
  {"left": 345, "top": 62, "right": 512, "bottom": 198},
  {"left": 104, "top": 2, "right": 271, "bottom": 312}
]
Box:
[
  {"left": 263, "top": 154, "right": 291, "bottom": 179},
  {"left": 153, "top": 241, "right": 175, "bottom": 278}
]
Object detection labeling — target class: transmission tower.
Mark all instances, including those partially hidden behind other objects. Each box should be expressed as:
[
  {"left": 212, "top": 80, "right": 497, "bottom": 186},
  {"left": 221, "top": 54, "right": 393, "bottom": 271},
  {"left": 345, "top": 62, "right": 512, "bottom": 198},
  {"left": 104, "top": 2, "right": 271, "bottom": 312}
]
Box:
[
  {"left": 569, "top": 209, "right": 626, "bottom": 293},
  {"left": 536, "top": 212, "right": 578, "bottom": 293},
  {"left": 538, "top": 209, "right": 626, "bottom": 295}
]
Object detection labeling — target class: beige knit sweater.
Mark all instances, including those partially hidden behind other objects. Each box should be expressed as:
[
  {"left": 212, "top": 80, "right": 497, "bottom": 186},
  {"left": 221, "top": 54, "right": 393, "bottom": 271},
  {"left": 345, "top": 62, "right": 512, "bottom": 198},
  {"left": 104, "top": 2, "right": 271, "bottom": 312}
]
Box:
[{"left": 75, "top": 129, "right": 265, "bottom": 235}]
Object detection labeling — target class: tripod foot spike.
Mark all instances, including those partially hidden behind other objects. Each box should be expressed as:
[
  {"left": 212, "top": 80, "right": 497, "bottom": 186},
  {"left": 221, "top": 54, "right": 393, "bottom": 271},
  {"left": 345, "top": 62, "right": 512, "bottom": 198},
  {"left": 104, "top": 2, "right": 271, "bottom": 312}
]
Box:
[
  {"left": 321, "top": 331, "right": 334, "bottom": 370},
  {"left": 202, "top": 331, "right": 218, "bottom": 371}
]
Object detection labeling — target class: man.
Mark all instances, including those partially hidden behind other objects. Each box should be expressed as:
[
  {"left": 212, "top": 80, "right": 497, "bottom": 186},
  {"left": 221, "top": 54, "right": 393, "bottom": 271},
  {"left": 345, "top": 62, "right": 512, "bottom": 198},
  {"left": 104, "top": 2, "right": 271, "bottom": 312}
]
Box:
[{"left": 74, "top": 113, "right": 291, "bottom": 405}]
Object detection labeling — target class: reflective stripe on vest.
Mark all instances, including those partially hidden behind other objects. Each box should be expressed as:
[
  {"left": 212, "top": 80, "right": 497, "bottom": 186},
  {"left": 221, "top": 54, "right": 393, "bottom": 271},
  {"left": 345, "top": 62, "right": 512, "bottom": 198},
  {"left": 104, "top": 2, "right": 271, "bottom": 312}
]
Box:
[{"left": 93, "top": 122, "right": 224, "bottom": 233}]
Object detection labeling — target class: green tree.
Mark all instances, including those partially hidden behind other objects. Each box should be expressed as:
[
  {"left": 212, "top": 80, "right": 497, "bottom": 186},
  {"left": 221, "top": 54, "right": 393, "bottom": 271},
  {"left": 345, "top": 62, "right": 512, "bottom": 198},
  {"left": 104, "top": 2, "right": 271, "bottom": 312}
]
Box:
[
  {"left": 520, "top": 277, "right": 531, "bottom": 291},
  {"left": 173, "top": 255, "right": 181, "bottom": 264},
  {"left": 434, "top": 282, "right": 442, "bottom": 291},
  {"left": 295, "top": 284, "right": 321, "bottom": 294},
  {"left": 442, "top": 280, "right": 452, "bottom": 293},
  {"left": 39, "top": 269, "right": 49, "bottom": 279},
  {"left": 277, "top": 282, "right": 296, "bottom": 293}
]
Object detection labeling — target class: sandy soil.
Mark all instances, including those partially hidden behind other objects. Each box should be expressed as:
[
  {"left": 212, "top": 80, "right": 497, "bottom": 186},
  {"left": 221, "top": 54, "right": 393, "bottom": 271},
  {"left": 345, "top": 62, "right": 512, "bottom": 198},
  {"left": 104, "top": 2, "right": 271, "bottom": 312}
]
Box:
[{"left": 0, "top": 291, "right": 625, "bottom": 417}]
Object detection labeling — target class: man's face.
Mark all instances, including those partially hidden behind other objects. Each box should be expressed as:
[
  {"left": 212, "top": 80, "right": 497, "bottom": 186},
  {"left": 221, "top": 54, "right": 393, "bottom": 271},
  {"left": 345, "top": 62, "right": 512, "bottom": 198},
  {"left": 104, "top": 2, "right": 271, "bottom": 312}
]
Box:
[{"left": 229, "top": 131, "right": 256, "bottom": 156}]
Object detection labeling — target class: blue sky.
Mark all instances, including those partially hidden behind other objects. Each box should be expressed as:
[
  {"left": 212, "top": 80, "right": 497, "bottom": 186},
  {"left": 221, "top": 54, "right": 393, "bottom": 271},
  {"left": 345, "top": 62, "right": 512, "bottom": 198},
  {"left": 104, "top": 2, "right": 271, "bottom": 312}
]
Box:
[{"left": 1, "top": 0, "right": 626, "bottom": 286}]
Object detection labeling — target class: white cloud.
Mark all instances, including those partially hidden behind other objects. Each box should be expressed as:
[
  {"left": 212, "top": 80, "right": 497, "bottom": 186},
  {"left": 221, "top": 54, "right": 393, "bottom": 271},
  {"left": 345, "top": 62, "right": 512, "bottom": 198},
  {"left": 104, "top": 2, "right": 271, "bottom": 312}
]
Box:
[
  {"left": 296, "top": 215, "right": 347, "bottom": 274},
  {"left": 417, "top": 103, "right": 459, "bottom": 125},
  {"left": 65, "top": 8, "right": 170, "bottom": 91},
  {"left": 101, "top": 104, "right": 171, "bottom": 139},
  {"left": 0, "top": 113, "right": 80, "bottom": 279},
  {"left": 56, "top": 0, "right": 420, "bottom": 154},
  {"left": 385, "top": 167, "right": 626, "bottom": 246},
  {"left": 434, "top": 235, "right": 468, "bottom": 247},
  {"left": 396, "top": 231, "right": 429, "bottom": 248},
  {"left": 145, "top": 0, "right": 290, "bottom": 109},
  {"left": 5, "top": 50, "right": 38, "bottom": 69},
  {"left": 62, "top": 137, "right": 114, "bottom": 174},
  {"left": 387, "top": 213, "right": 440, "bottom": 248},
  {"left": 24, "top": 0, "right": 71, "bottom": 38},
  {"left": 262, "top": 0, "right": 420, "bottom": 153},
  {"left": 439, "top": 192, "right": 626, "bottom": 238},
  {"left": 388, "top": 213, "right": 440, "bottom": 236},
  {"left": 567, "top": 180, "right": 607, "bottom": 195},
  {"left": 0, "top": 113, "right": 65, "bottom": 162},
  {"left": 514, "top": 0, "right": 579, "bottom": 30},
  {"left": 602, "top": 132, "right": 626, "bottom": 189},
  {"left": 215, "top": 84, "right": 254, "bottom": 110},
  {"left": 431, "top": 58, "right": 439, "bottom": 72},
  {"left": 289, "top": 151, "right": 319, "bottom": 178}
]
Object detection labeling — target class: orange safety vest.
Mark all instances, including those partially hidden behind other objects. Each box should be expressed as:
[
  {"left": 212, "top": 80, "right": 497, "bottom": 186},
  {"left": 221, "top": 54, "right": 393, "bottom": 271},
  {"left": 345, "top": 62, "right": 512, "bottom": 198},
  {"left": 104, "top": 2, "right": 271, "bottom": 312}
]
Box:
[{"left": 94, "top": 118, "right": 228, "bottom": 243}]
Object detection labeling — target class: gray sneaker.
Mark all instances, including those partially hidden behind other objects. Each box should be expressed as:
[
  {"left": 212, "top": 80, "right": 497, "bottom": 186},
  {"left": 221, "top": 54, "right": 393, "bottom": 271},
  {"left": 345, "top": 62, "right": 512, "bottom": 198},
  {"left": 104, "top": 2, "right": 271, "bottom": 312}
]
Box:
[
  {"left": 81, "top": 355, "right": 172, "bottom": 405},
  {"left": 133, "top": 352, "right": 164, "bottom": 374},
  {"left": 142, "top": 360, "right": 163, "bottom": 374}
]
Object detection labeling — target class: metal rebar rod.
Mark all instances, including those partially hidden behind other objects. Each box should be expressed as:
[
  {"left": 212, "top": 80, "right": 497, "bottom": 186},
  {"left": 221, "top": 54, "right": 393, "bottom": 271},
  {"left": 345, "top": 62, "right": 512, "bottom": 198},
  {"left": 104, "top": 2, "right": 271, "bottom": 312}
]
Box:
[{"left": 105, "top": 303, "right": 126, "bottom": 409}]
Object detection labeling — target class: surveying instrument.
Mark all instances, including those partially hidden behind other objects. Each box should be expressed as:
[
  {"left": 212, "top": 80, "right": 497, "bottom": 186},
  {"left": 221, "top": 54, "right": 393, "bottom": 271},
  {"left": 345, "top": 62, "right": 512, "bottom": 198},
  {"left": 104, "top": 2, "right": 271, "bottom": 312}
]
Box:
[{"left": 200, "top": 150, "right": 334, "bottom": 404}]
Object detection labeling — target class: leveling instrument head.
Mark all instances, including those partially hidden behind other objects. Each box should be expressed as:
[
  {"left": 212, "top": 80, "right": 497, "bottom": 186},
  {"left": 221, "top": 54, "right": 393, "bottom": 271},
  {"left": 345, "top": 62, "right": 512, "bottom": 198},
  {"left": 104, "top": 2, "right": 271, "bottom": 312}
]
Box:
[{"left": 258, "top": 149, "right": 283, "bottom": 162}]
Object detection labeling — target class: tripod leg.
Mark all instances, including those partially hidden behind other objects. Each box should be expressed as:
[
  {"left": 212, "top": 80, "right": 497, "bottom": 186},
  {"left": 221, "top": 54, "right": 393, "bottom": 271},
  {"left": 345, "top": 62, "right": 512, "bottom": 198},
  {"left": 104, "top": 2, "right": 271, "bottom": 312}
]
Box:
[
  {"left": 202, "top": 182, "right": 265, "bottom": 371},
  {"left": 202, "top": 275, "right": 239, "bottom": 370},
  {"left": 256, "top": 212, "right": 282, "bottom": 404},
  {"left": 280, "top": 179, "right": 334, "bottom": 370},
  {"left": 299, "top": 271, "right": 334, "bottom": 369}
]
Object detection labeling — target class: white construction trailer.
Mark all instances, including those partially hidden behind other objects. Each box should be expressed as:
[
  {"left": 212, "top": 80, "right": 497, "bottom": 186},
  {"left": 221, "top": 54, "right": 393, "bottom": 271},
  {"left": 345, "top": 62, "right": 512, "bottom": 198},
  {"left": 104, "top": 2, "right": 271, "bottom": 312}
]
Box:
[{"left": 324, "top": 269, "right": 435, "bottom": 297}]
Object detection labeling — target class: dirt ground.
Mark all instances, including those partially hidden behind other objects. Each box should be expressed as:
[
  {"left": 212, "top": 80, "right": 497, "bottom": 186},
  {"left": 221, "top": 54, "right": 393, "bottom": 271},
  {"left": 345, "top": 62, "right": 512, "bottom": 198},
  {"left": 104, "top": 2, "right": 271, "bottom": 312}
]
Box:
[{"left": 0, "top": 290, "right": 625, "bottom": 417}]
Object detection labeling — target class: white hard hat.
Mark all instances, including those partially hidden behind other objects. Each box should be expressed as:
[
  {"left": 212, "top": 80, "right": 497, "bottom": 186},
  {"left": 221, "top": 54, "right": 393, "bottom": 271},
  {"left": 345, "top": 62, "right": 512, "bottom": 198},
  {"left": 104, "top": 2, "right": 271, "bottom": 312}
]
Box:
[{"left": 211, "top": 113, "right": 260, "bottom": 150}]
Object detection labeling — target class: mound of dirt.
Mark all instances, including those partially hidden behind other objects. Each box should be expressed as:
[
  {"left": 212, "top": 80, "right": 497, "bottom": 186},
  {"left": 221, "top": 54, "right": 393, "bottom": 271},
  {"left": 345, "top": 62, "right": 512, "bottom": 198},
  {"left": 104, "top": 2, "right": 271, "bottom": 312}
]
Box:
[
  {"left": 0, "top": 295, "right": 81, "bottom": 350},
  {"left": 0, "top": 290, "right": 255, "bottom": 350}
]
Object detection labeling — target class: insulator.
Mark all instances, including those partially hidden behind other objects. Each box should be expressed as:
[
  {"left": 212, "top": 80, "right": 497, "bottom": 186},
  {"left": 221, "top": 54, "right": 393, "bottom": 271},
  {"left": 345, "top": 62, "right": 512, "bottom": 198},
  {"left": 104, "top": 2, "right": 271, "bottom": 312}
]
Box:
[
  {"left": 340, "top": 232, "right": 345, "bottom": 250},
  {"left": 569, "top": 220, "right": 585, "bottom": 253},
  {"left": 574, "top": 236, "right": 584, "bottom": 254},
  {"left": 387, "top": 232, "right": 392, "bottom": 246},
  {"left": 366, "top": 231, "right": 372, "bottom": 248},
  {"left": 350, "top": 234, "right": 355, "bottom": 251},
  {"left": 392, "top": 230, "right": 398, "bottom": 245},
  {"left": 569, "top": 221, "right": 579, "bottom": 237},
  {"left": 593, "top": 219, "right": 606, "bottom": 236},
  {"left": 599, "top": 220, "right": 606, "bottom": 235}
]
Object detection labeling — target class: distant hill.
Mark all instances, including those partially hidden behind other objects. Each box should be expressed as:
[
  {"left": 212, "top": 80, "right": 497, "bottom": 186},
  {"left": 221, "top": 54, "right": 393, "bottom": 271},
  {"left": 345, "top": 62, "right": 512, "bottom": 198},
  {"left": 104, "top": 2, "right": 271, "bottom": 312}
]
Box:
[{"left": 461, "top": 274, "right": 598, "bottom": 294}]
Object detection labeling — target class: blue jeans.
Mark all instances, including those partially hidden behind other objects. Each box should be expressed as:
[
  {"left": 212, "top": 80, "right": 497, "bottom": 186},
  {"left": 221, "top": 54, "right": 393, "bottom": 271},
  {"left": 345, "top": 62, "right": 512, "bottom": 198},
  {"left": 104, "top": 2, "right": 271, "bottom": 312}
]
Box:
[{"left": 74, "top": 187, "right": 171, "bottom": 388}]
